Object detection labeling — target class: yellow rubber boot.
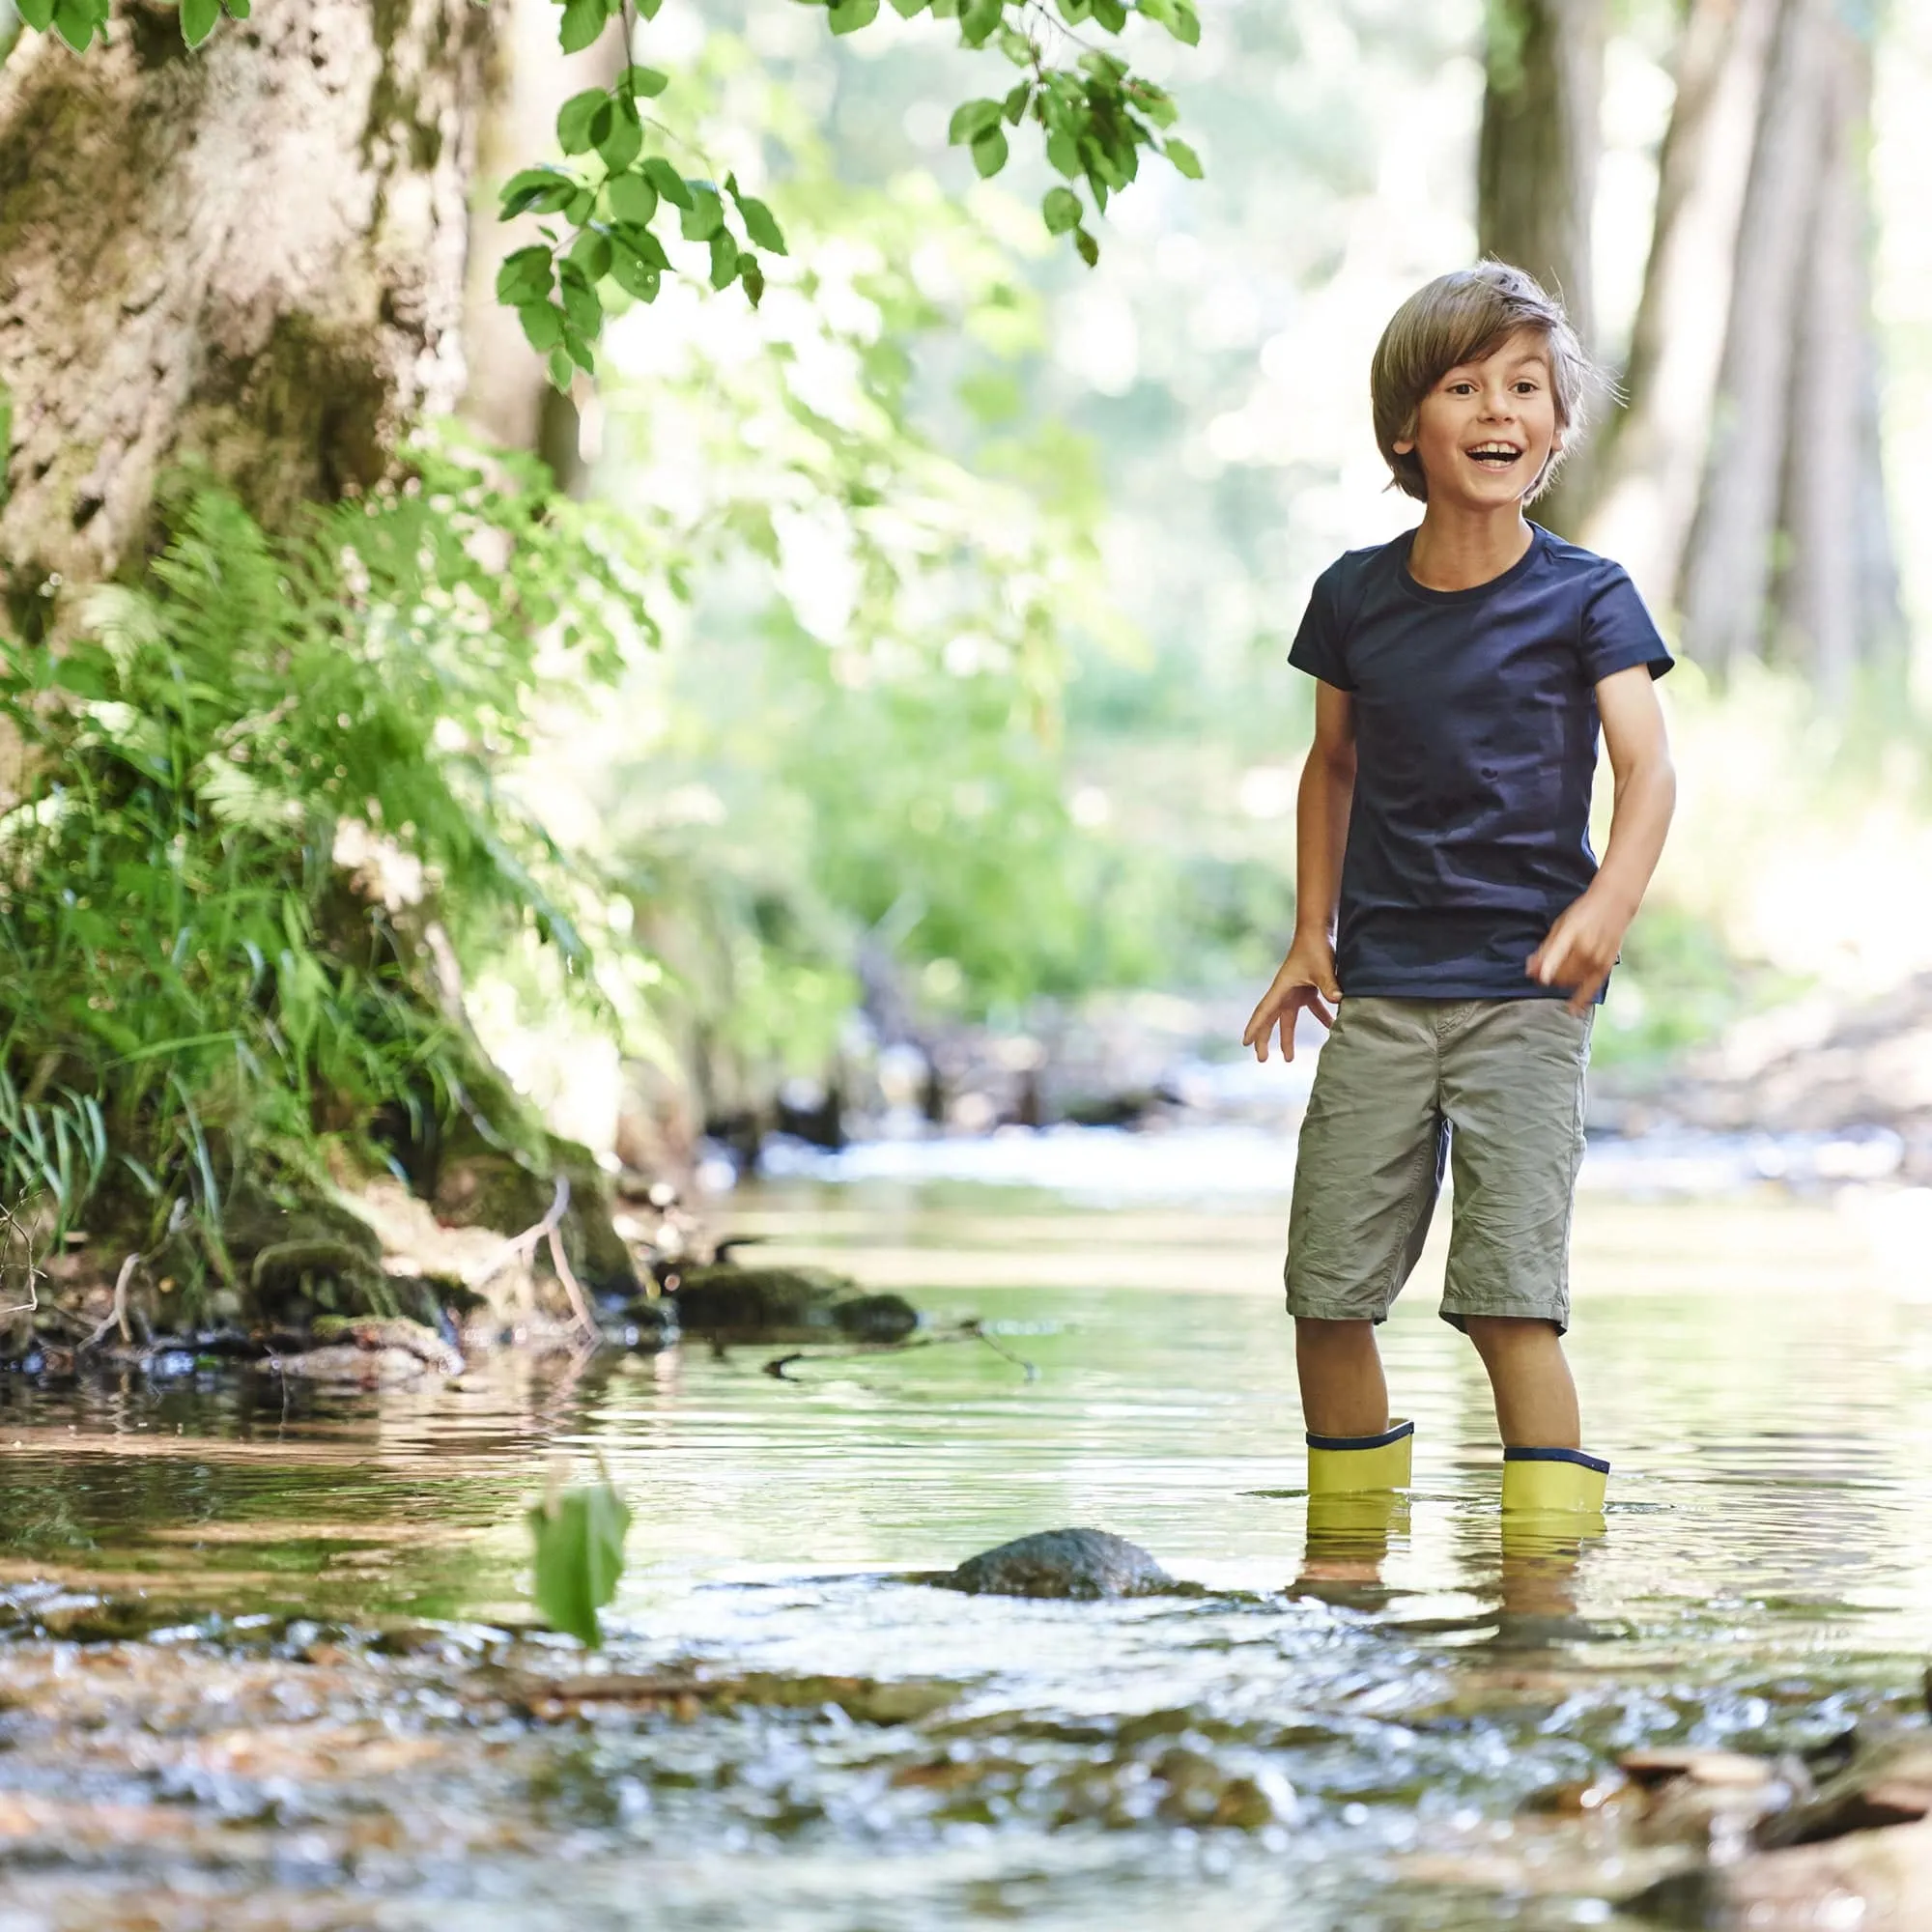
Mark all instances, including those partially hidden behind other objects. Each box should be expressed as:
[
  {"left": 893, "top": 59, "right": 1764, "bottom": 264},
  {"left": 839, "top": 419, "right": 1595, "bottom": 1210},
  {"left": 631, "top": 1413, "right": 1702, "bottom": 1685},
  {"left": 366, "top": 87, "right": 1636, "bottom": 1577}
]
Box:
[
  {"left": 1306, "top": 1419, "right": 1414, "bottom": 1495},
  {"left": 1500, "top": 1446, "right": 1608, "bottom": 1518}
]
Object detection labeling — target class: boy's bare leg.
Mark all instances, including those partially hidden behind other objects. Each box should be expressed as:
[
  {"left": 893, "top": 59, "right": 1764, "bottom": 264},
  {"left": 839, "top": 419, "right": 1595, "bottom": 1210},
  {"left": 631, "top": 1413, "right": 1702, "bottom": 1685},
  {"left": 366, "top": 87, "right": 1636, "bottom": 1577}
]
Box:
[
  {"left": 1295, "top": 1318, "right": 1389, "bottom": 1437},
  {"left": 1463, "top": 1315, "right": 1580, "bottom": 1448}
]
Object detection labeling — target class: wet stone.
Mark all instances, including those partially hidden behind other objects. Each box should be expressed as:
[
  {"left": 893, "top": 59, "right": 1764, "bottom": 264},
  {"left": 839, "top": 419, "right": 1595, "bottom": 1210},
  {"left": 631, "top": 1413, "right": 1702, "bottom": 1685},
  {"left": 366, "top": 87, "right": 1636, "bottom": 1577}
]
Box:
[{"left": 938, "top": 1528, "right": 1176, "bottom": 1601}]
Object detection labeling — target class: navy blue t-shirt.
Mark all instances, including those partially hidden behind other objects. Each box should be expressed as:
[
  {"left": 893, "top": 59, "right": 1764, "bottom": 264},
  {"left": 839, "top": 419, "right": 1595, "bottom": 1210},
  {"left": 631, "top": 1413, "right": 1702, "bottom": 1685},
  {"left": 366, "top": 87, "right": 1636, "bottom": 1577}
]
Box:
[{"left": 1288, "top": 524, "right": 1672, "bottom": 1001}]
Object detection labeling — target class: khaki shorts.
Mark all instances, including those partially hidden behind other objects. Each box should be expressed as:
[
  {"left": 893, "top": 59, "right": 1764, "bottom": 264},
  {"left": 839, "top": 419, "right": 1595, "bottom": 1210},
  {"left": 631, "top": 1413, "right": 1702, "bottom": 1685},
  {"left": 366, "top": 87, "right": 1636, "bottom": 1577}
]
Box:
[{"left": 1285, "top": 997, "right": 1593, "bottom": 1334}]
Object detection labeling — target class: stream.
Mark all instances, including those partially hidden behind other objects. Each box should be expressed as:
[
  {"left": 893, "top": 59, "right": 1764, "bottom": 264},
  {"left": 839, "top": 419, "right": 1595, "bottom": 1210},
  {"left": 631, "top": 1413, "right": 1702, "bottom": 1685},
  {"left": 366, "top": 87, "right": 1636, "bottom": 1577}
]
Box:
[{"left": 2, "top": 1162, "right": 1930, "bottom": 1928}]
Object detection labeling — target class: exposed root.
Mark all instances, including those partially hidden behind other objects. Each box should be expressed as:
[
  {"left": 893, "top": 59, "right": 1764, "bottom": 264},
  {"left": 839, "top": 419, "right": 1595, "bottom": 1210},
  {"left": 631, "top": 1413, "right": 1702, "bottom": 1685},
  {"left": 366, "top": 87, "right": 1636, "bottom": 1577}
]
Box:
[
  {"left": 80, "top": 1252, "right": 140, "bottom": 1352},
  {"left": 472, "top": 1176, "right": 597, "bottom": 1340}
]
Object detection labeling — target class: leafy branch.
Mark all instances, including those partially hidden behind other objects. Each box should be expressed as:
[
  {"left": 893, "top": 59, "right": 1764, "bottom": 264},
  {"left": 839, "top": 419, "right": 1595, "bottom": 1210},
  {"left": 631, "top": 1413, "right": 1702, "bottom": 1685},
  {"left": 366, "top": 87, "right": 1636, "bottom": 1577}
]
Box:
[{"left": 13, "top": 0, "right": 1201, "bottom": 384}]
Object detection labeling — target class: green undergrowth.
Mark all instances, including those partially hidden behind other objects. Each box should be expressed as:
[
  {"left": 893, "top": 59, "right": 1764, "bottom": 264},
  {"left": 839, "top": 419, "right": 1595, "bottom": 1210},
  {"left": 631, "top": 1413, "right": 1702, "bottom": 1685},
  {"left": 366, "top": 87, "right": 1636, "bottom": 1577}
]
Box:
[{"left": 0, "top": 442, "right": 649, "bottom": 1305}]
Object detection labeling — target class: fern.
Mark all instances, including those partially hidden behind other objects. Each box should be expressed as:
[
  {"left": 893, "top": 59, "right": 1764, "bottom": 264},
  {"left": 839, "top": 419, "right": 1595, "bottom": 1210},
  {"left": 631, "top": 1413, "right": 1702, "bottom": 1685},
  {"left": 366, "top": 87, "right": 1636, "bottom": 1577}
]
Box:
[{"left": 0, "top": 439, "right": 652, "bottom": 1261}]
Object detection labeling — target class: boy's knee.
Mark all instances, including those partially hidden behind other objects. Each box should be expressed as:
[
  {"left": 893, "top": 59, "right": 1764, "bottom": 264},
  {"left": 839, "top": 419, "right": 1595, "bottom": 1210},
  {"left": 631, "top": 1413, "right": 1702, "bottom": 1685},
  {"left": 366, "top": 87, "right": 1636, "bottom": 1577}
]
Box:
[{"left": 1463, "top": 1313, "right": 1564, "bottom": 1353}]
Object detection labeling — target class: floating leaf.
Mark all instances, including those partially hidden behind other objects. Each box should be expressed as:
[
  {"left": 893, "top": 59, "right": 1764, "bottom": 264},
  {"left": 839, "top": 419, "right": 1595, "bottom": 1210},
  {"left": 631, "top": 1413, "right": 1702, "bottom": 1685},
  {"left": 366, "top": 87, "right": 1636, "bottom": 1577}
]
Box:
[{"left": 528, "top": 1481, "right": 631, "bottom": 1648}]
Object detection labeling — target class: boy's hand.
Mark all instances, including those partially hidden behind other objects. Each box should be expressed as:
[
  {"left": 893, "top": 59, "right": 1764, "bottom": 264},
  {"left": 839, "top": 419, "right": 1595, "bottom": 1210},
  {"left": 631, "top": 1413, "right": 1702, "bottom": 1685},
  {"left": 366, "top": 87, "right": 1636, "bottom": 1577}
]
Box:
[
  {"left": 1243, "top": 937, "right": 1342, "bottom": 1062},
  {"left": 1527, "top": 886, "right": 1633, "bottom": 1013}
]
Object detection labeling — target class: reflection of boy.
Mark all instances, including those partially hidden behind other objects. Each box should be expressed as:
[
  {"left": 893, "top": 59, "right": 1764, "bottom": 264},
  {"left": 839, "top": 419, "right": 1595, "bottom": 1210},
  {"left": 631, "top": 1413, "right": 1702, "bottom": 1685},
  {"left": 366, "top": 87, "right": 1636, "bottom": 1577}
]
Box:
[{"left": 1243, "top": 264, "right": 1676, "bottom": 1515}]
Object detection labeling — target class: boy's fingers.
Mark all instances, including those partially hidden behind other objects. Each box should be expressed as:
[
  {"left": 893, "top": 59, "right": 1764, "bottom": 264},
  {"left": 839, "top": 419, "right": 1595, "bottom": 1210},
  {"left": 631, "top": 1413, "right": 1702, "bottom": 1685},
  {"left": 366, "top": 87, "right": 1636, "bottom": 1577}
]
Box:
[{"left": 1308, "top": 996, "right": 1335, "bottom": 1029}]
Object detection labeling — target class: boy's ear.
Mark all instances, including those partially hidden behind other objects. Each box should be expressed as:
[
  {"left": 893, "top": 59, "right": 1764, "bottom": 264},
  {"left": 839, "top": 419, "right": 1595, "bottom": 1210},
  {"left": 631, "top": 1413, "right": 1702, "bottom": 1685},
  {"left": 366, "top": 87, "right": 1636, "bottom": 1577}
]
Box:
[{"left": 1393, "top": 435, "right": 1415, "bottom": 456}]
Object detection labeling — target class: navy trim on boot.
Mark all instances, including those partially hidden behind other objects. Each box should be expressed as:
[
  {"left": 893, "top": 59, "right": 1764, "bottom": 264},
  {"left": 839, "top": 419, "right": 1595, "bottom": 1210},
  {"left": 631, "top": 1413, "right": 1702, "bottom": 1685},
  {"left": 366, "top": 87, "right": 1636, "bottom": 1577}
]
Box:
[
  {"left": 1306, "top": 1419, "right": 1416, "bottom": 1453},
  {"left": 1503, "top": 1445, "right": 1610, "bottom": 1474}
]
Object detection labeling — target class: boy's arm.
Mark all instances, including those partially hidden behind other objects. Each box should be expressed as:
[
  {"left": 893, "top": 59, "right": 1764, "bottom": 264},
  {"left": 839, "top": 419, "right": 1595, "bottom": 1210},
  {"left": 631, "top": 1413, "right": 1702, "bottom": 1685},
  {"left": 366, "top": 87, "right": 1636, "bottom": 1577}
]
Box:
[
  {"left": 1527, "top": 664, "right": 1677, "bottom": 1013},
  {"left": 1243, "top": 682, "right": 1356, "bottom": 1062}
]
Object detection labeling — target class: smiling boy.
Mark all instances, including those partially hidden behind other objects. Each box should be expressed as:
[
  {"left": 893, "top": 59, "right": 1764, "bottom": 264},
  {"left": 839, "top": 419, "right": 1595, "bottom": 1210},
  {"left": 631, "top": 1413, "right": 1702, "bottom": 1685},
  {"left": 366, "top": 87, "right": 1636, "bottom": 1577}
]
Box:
[{"left": 1243, "top": 263, "right": 1676, "bottom": 1515}]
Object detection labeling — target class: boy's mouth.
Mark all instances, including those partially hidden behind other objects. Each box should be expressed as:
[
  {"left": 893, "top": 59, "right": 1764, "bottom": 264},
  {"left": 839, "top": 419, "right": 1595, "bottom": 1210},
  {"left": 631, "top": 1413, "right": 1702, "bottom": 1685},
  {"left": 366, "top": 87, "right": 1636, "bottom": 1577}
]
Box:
[{"left": 1464, "top": 440, "right": 1523, "bottom": 469}]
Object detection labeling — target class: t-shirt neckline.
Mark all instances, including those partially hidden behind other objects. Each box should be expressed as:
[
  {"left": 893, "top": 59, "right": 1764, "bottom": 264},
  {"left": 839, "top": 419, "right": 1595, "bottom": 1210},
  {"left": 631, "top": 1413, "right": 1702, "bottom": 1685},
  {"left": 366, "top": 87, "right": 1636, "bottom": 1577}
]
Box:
[{"left": 1397, "top": 523, "right": 1548, "bottom": 607}]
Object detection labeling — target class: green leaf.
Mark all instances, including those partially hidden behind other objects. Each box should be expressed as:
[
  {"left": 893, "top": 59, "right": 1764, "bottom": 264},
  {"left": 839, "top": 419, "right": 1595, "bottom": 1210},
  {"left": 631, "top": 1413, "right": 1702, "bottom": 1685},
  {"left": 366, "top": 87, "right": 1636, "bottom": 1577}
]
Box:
[
  {"left": 1126, "top": 79, "right": 1179, "bottom": 128},
  {"left": 556, "top": 88, "right": 606, "bottom": 156},
  {"left": 888, "top": 0, "right": 926, "bottom": 14},
  {"left": 596, "top": 99, "right": 642, "bottom": 172},
  {"left": 970, "top": 126, "right": 1009, "bottom": 179},
  {"left": 548, "top": 348, "right": 575, "bottom": 392},
  {"left": 958, "top": 0, "right": 1001, "bottom": 44},
  {"left": 642, "top": 156, "right": 695, "bottom": 211},
  {"left": 564, "top": 327, "right": 596, "bottom": 374},
  {"left": 1046, "top": 130, "right": 1079, "bottom": 177},
  {"left": 1074, "top": 224, "right": 1099, "bottom": 268},
  {"left": 1055, "top": 0, "right": 1091, "bottom": 16},
  {"left": 1163, "top": 135, "right": 1203, "bottom": 180},
  {"left": 828, "top": 0, "right": 879, "bottom": 30},
  {"left": 636, "top": 0, "right": 661, "bottom": 15},
  {"left": 566, "top": 187, "right": 596, "bottom": 225},
  {"left": 708, "top": 230, "right": 740, "bottom": 290},
  {"left": 614, "top": 223, "right": 670, "bottom": 270},
  {"left": 497, "top": 244, "right": 554, "bottom": 305},
  {"left": 741, "top": 255, "right": 766, "bottom": 307},
  {"left": 1091, "top": 0, "right": 1126, "bottom": 27},
  {"left": 680, "top": 185, "right": 724, "bottom": 242},
  {"left": 558, "top": 269, "right": 603, "bottom": 337},
  {"left": 500, "top": 167, "right": 577, "bottom": 218},
  {"left": 528, "top": 1481, "right": 631, "bottom": 1648},
  {"left": 223, "top": 0, "right": 250, "bottom": 16},
  {"left": 1041, "top": 186, "right": 1082, "bottom": 235},
  {"left": 1003, "top": 80, "right": 1032, "bottom": 125},
  {"left": 568, "top": 228, "right": 613, "bottom": 282},
  {"left": 180, "top": 0, "right": 218, "bottom": 46},
  {"left": 618, "top": 64, "right": 669, "bottom": 98},
  {"left": 947, "top": 98, "right": 1006, "bottom": 147},
  {"left": 15, "top": 0, "right": 52, "bottom": 27},
  {"left": 609, "top": 242, "right": 663, "bottom": 301},
  {"left": 1171, "top": 0, "right": 1201, "bottom": 44},
  {"left": 518, "top": 300, "right": 564, "bottom": 353},
  {"left": 51, "top": 0, "right": 103, "bottom": 51},
  {"left": 729, "top": 189, "right": 787, "bottom": 256},
  {"left": 607, "top": 172, "right": 659, "bottom": 226},
  {"left": 557, "top": 0, "right": 608, "bottom": 55}
]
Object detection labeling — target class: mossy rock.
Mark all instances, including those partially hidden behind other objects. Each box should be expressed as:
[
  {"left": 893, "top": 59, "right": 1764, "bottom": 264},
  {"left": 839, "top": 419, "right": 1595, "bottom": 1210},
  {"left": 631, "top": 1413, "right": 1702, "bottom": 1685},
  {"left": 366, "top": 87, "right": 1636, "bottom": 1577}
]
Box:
[
  {"left": 937, "top": 1528, "right": 1175, "bottom": 1601},
  {"left": 221, "top": 1179, "right": 386, "bottom": 1323},
  {"left": 671, "top": 1264, "right": 917, "bottom": 1344},
  {"left": 431, "top": 1134, "right": 636, "bottom": 1298}
]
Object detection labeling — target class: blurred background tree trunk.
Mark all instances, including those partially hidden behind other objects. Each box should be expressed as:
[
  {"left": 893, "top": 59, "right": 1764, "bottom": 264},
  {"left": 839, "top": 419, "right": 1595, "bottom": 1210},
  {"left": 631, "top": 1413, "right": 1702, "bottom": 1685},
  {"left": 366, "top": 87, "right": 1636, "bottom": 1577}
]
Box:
[
  {"left": 1478, "top": 0, "right": 1606, "bottom": 537},
  {"left": 460, "top": 0, "right": 622, "bottom": 495},
  {"left": 0, "top": 0, "right": 492, "bottom": 602},
  {"left": 1598, "top": 0, "right": 1901, "bottom": 687}
]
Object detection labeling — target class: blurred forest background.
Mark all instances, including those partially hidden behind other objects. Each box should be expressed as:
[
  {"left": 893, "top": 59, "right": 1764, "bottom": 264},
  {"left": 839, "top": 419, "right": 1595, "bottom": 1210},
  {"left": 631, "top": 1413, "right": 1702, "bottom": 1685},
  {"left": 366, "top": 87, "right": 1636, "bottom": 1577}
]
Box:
[{"left": 1, "top": 0, "right": 1927, "bottom": 1286}]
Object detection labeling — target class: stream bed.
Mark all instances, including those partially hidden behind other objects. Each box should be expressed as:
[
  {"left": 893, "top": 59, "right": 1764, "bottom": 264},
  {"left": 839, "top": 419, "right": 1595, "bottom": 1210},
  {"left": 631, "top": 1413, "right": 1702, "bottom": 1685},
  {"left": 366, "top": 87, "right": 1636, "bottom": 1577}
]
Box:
[{"left": 1, "top": 1175, "right": 1929, "bottom": 1928}]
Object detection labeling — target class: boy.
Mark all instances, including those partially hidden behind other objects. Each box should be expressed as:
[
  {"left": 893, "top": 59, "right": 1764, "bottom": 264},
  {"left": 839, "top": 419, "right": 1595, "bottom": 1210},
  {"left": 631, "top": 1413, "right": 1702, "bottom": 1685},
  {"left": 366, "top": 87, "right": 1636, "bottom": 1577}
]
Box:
[{"left": 1242, "top": 263, "right": 1675, "bottom": 1516}]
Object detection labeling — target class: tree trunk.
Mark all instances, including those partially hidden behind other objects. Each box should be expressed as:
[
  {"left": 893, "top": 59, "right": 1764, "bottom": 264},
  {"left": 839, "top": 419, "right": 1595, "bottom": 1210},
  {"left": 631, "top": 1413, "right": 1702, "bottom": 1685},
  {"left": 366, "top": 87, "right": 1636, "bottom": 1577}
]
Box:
[
  {"left": 0, "top": 0, "right": 492, "bottom": 595},
  {"left": 1478, "top": 0, "right": 1605, "bottom": 536},
  {"left": 1673, "top": 0, "right": 1901, "bottom": 680},
  {"left": 460, "top": 0, "right": 619, "bottom": 494},
  {"left": 1581, "top": 0, "right": 1779, "bottom": 607}
]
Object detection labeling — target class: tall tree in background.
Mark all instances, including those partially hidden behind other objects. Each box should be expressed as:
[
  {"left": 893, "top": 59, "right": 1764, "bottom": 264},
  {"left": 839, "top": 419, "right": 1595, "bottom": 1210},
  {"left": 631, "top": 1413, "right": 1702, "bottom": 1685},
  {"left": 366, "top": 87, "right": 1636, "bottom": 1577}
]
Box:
[
  {"left": 1478, "top": 0, "right": 1605, "bottom": 536},
  {"left": 1672, "top": 0, "right": 1900, "bottom": 690},
  {"left": 1585, "top": 0, "right": 1900, "bottom": 690}
]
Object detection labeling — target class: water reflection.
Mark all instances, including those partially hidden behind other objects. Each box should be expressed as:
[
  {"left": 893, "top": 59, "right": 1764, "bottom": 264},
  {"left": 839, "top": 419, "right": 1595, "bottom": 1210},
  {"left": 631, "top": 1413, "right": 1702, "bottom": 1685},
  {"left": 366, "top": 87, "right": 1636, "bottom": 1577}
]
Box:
[{"left": 0, "top": 1184, "right": 1921, "bottom": 1928}]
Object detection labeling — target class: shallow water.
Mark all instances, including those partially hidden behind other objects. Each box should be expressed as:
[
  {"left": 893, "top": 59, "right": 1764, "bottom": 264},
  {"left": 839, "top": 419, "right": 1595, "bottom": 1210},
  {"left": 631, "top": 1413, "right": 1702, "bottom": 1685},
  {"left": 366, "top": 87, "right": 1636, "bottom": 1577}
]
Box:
[{"left": 2, "top": 1179, "right": 1930, "bottom": 1929}]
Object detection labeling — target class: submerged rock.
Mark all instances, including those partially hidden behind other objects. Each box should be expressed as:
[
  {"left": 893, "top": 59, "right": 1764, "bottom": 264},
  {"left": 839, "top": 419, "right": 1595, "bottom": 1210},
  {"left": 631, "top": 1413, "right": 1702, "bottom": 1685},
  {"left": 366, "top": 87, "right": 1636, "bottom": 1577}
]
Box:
[
  {"left": 271, "top": 1316, "right": 462, "bottom": 1385},
  {"left": 670, "top": 1264, "right": 918, "bottom": 1344},
  {"left": 938, "top": 1528, "right": 1175, "bottom": 1601}
]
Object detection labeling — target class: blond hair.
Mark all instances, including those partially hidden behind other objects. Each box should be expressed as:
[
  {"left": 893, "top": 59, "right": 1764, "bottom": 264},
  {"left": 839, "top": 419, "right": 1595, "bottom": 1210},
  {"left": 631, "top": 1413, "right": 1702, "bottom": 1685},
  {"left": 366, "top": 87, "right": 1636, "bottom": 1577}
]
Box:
[{"left": 1370, "top": 262, "right": 1597, "bottom": 504}]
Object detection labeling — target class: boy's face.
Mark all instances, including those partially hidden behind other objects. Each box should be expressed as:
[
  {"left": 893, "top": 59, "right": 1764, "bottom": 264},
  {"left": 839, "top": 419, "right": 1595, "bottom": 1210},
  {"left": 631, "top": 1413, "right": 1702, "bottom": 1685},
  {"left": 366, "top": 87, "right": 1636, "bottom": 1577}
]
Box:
[{"left": 1394, "top": 328, "right": 1562, "bottom": 511}]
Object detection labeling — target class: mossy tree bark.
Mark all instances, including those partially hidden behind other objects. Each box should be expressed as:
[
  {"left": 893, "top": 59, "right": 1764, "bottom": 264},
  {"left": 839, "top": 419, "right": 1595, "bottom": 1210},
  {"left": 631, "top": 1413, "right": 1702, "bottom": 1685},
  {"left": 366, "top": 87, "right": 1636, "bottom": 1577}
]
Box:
[
  {"left": 0, "top": 0, "right": 641, "bottom": 1321},
  {"left": 0, "top": 0, "right": 490, "bottom": 594}
]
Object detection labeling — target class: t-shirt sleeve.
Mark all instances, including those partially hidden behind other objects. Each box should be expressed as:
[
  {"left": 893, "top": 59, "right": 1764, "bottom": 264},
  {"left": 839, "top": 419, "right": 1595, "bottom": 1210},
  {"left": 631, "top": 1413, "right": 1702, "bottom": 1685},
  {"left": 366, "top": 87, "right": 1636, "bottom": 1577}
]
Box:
[
  {"left": 1578, "top": 562, "right": 1673, "bottom": 684},
  {"left": 1287, "top": 565, "right": 1354, "bottom": 690}
]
